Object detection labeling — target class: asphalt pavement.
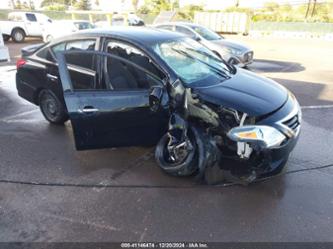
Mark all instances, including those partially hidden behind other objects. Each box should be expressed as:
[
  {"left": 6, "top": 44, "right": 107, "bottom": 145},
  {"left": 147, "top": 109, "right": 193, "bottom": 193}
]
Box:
[{"left": 0, "top": 36, "right": 333, "bottom": 242}]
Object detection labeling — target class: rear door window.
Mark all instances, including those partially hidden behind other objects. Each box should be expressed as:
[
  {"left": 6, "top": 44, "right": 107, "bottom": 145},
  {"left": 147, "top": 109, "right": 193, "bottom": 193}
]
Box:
[
  {"left": 51, "top": 39, "right": 98, "bottom": 90},
  {"left": 64, "top": 40, "right": 96, "bottom": 69},
  {"left": 26, "top": 13, "right": 37, "bottom": 22}
]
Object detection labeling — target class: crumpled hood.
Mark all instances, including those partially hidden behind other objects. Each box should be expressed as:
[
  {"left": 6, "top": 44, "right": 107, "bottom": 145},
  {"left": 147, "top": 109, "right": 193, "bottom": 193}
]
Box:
[
  {"left": 191, "top": 68, "right": 289, "bottom": 117},
  {"left": 211, "top": 39, "right": 251, "bottom": 52}
]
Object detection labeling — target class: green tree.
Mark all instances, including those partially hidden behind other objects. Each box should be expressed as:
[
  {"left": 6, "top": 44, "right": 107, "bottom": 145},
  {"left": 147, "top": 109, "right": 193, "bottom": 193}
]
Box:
[
  {"left": 22, "top": 0, "right": 29, "bottom": 9},
  {"left": 137, "top": 5, "right": 150, "bottom": 14},
  {"left": 15, "top": 0, "right": 22, "bottom": 9},
  {"left": 132, "top": 0, "right": 139, "bottom": 11},
  {"left": 75, "top": 0, "right": 91, "bottom": 10},
  {"left": 279, "top": 4, "right": 292, "bottom": 12},
  {"left": 28, "top": 0, "right": 35, "bottom": 9},
  {"left": 264, "top": 1, "right": 279, "bottom": 12},
  {"left": 41, "top": 0, "right": 77, "bottom": 8},
  {"left": 44, "top": 4, "right": 66, "bottom": 10},
  {"left": 172, "top": 0, "right": 179, "bottom": 10},
  {"left": 224, "top": 6, "right": 254, "bottom": 17},
  {"left": 177, "top": 4, "right": 203, "bottom": 21},
  {"left": 141, "top": 0, "right": 172, "bottom": 14}
]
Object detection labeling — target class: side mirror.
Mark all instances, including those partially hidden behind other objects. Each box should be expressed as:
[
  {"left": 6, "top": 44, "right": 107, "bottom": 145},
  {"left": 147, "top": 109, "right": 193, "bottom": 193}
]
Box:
[
  {"left": 195, "top": 36, "right": 201, "bottom": 42},
  {"left": 149, "top": 86, "right": 164, "bottom": 112}
]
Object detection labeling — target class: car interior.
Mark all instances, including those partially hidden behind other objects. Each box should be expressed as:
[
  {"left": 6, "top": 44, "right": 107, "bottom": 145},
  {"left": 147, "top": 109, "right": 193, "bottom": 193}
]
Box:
[{"left": 105, "top": 42, "right": 164, "bottom": 90}]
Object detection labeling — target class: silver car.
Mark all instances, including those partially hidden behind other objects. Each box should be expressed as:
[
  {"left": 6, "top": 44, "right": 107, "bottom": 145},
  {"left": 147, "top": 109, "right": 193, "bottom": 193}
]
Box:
[{"left": 155, "top": 22, "right": 253, "bottom": 67}]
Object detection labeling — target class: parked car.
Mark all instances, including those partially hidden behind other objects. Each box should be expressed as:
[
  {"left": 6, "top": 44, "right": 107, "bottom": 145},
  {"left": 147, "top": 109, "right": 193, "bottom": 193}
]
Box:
[
  {"left": 94, "top": 13, "right": 145, "bottom": 28},
  {"left": 1, "top": 12, "right": 52, "bottom": 43},
  {"left": 42, "top": 20, "right": 95, "bottom": 42},
  {"left": 15, "top": 27, "right": 301, "bottom": 183},
  {"left": 155, "top": 22, "right": 253, "bottom": 67}
]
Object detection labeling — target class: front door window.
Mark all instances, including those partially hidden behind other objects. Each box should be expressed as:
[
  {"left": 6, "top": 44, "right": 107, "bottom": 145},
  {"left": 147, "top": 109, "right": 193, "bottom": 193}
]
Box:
[{"left": 104, "top": 40, "right": 165, "bottom": 90}]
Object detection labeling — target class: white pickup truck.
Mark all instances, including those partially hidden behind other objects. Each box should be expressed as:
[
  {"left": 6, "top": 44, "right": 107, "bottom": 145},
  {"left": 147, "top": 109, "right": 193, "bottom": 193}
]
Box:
[{"left": 0, "top": 12, "right": 52, "bottom": 43}]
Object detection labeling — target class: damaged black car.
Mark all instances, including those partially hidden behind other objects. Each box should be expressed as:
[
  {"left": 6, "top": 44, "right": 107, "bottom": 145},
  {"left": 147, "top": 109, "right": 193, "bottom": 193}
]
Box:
[{"left": 16, "top": 27, "right": 301, "bottom": 183}]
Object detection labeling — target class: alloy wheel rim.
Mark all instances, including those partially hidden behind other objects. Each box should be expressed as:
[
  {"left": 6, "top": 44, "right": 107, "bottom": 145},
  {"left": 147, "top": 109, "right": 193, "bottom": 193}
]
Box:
[
  {"left": 15, "top": 32, "right": 23, "bottom": 41},
  {"left": 42, "top": 93, "right": 58, "bottom": 120},
  {"left": 164, "top": 137, "right": 192, "bottom": 166}
]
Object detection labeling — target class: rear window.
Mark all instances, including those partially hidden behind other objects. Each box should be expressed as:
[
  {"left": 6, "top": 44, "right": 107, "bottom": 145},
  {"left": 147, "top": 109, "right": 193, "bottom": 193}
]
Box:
[
  {"left": 66, "top": 40, "right": 96, "bottom": 51},
  {"left": 74, "top": 22, "right": 94, "bottom": 30},
  {"left": 54, "top": 39, "right": 97, "bottom": 91},
  {"left": 36, "top": 47, "right": 53, "bottom": 61},
  {"left": 62, "top": 40, "right": 96, "bottom": 69},
  {"left": 36, "top": 39, "right": 96, "bottom": 63}
]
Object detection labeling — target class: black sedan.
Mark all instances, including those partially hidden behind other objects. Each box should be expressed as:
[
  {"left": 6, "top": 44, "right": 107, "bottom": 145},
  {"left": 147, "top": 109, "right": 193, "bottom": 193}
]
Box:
[{"left": 16, "top": 27, "right": 301, "bottom": 183}]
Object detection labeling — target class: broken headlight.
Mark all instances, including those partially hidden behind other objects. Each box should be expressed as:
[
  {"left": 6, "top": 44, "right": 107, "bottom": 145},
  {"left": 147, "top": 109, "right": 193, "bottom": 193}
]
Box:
[{"left": 227, "top": 125, "right": 286, "bottom": 149}]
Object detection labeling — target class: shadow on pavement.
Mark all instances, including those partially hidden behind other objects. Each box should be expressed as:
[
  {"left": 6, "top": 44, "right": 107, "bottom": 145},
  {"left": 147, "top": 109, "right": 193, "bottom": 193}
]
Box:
[
  {"left": 272, "top": 77, "right": 333, "bottom": 107},
  {"left": 249, "top": 59, "right": 305, "bottom": 73}
]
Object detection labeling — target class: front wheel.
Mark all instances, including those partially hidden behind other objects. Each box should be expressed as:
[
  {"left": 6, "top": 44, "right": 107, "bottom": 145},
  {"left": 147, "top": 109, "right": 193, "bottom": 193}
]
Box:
[
  {"left": 39, "top": 89, "right": 68, "bottom": 125},
  {"left": 46, "top": 35, "right": 53, "bottom": 43},
  {"left": 11, "top": 29, "right": 25, "bottom": 43},
  {"left": 155, "top": 131, "right": 198, "bottom": 176}
]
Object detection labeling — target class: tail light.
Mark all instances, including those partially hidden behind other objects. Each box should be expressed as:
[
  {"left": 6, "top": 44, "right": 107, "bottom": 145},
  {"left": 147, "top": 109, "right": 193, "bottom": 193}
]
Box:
[{"left": 16, "top": 58, "right": 26, "bottom": 69}]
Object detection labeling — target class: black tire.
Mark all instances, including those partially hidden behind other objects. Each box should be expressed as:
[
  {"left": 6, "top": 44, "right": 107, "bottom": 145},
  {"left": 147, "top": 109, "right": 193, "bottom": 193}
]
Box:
[
  {"left": 38, "top": 89, "right": 68, "bottom": 125},
  {"left": 11, "top": 29, "right": 25, "bottom": 43},
  {"left": 46, "top": 35, "right": 53, "bottom": 43},
  {"left": 155, "top": 131, "right": 198, "bottom": 176},
  {"left": 2, "top": 35, "right": 10, "bottom": 42}
]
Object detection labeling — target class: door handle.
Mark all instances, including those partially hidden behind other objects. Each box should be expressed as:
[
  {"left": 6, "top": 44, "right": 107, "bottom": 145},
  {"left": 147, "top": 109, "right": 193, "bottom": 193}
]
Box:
[
  {"left": 79, "top": 106, "right": 99, "bottom": 113},
  {"left": 46, "top": 73, "right": 58, "bottom": 81}
]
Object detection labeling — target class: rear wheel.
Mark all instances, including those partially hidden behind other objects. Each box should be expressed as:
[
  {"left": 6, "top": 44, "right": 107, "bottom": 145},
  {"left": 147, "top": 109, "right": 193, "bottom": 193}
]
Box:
[
  {"left": 46, "top": 35, "right": 53, "bottom": 43},
  {"left": 39, "top": 89, "right": 68, "bottom": 125},
  {"left": 155, "top": 131, "right": 198, "bottom": 176},
  {"left": 12, "top": 29, "right": 25, "bottom": 43}
]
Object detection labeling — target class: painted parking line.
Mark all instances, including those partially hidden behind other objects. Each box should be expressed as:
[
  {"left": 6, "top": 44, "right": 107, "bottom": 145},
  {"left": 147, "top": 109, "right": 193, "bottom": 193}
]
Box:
[{"left": 301, "top": 105, "right": 333, "bottom": 110}]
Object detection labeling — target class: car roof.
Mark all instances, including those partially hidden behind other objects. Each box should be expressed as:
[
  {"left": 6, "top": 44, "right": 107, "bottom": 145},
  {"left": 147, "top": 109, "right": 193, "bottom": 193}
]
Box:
[
  {"left": 55, "top": 26, "right": 185, "bottom": 44},
  {"left": 56, "top": 19, "right": 89, "bottom": 22},
  {"left": 156, "top": 22, "right": 203, "bottom": 29}
]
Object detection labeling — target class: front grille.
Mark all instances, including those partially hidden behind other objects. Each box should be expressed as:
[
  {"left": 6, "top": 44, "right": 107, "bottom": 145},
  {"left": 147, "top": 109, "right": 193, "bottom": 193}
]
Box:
[
  {"left": 283, "top": 114, "right": 300, "bottom": 133},
  {"left": 244, "top": 51, "right": 253, "bottom": 62}
]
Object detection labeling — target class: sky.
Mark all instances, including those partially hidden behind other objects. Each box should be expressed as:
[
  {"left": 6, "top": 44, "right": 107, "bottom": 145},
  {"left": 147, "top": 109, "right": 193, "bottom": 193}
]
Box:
[{"left": 0, "top": 0, "right": 318, "bottom": 10}]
